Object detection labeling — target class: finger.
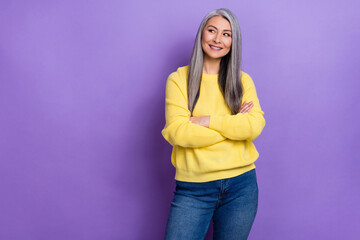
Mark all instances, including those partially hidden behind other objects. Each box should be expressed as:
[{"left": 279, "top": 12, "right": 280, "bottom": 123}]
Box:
[
  {"left": 247, "top": 103, "right": 254, "bottom": 112},
  {"left": 240, "top": 103, "right": 250, "bottom": 113},
  {"left": 241, "top": 101, "right": 253, "bottom": 108},
  {"left": 239, "top": 101, "right": 247, "bottom": 111},
  {"left": 241, "top": 107, "right": 249, "bottom": 113},
  {"left": 241, "top": 102, "right": 253, "bottom": 113},
  {"left": 240, "top": 106, "right": 250, "bottom": 113},
  {"left": 246, "top": 102, "right": 254, "bottom": 110},
  {"left": 240, "top": 102, "right": 252, "bottom": 112},
  {"left": 240, "top": 106, "right": 247, "bottom": 113},
  {"left": 240, "top": 101, "right": 250, "bottom": 109}
]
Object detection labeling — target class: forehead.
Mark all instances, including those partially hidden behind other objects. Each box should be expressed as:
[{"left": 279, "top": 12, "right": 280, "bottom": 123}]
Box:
[{"left": 205, "top": 16, "right": 231, "bottom": 30}]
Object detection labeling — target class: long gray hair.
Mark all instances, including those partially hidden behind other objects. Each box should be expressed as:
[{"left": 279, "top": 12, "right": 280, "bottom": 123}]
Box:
[{"left": 188, "top": 8, "right": 243, "bottom": 116}]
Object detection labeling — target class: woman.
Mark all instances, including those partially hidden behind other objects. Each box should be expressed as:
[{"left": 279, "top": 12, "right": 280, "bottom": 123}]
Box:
[{"left": 161, "top": 8, "right": 266, "bottom": 240}]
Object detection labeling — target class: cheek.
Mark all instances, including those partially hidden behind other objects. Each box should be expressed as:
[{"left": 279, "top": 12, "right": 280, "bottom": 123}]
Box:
[
  {"left": 201, "top": 38, "right": 206, "bottom": 49},
  {"left": 226, "top": 39, "right": 232, "bottom": 48},
  {"left": 202, "top": 34, "right": 210, "bottom": 43},
  {"left": 202, "top": 36, "right": 211, "bottom": 49}
]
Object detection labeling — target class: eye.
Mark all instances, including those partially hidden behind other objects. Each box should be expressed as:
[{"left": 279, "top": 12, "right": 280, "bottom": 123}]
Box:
[
  {"left": 208, "top": 29, "right": 215, "bottom": 33},
  {"left": 224, "top": 33, "right": 231, "bottom": 37}
]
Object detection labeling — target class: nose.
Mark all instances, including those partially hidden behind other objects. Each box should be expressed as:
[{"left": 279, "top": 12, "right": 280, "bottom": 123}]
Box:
[{"left": 213, "top": 33, "right": 221, "bottom": 44}]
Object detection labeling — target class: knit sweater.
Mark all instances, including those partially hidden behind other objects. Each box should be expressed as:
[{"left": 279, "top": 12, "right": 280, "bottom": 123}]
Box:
[{"left": 161, "top": 65, "right": 266, "bottom": 182}]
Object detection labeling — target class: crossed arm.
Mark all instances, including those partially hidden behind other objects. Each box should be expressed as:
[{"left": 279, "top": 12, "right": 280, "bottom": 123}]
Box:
[
  {"left": 190, "top": 101, "right": 254, "bottom": 127},
  {"left": 161, "top": 72, "right": 266, "bottom": 148}
]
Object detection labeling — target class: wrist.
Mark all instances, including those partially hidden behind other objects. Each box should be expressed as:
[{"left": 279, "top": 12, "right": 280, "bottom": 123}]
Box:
[{"left": 202, "top": 116, "right": 210, "bottom": 128}]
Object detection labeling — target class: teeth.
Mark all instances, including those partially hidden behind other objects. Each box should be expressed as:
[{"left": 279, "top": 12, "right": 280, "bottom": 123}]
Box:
[{"left": 210, "top": 45, "right": 221, "bottom": 49}]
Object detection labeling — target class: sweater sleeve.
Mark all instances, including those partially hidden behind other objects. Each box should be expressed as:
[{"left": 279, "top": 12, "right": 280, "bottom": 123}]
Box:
[
  {"left": 208, "top": 72, "right": 266, "bottom": 141},
  {"left": 161, "top": 73, "right": 227, "bottom": 148}
]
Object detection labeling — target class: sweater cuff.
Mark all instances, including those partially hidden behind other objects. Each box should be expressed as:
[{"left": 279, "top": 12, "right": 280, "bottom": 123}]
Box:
[{"left": 209, "top": 115, "right": 224, "bottom": 132}]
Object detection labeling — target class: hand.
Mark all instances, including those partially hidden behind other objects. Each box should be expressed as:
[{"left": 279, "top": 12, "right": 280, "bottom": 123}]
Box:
[
  {"left": 189, "top": 116, "right": 210, "bottom": 128},
  {"left": 239, "top": 101, "right": 253, "bottom": 113}
]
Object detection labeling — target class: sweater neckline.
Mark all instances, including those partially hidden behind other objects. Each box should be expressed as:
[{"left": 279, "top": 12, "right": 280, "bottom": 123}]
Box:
[{"left": 202, "top": 72, "right": 218, "bottom": 81}]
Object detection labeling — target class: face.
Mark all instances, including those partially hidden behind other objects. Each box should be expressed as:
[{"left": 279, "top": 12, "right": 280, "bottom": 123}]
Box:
[{"left": 201, "top": 15, "right": 232, "bottom": 60}]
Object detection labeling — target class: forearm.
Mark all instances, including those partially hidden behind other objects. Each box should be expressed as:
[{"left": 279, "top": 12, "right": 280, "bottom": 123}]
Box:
[
  {"left": 161, "top": 75, "right": 226, "bottom": 148},
  {"left": 190, "top": 116, "right": 210, "bottom": 128},
  {"left": 209, "top": 112, "right": 266, "bottom": 141},
  {"left": 162, "top": 117, "right": 226, "bottom": 147}
]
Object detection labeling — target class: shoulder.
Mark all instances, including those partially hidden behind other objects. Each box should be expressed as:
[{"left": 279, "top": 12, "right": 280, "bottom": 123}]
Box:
[
  {"left": 166, "top": 65, "right": 189, "bottom": 89},
  {"left": 240, "top": 70, "right": 255, "bottom": 90},
  {"left": 240, "top": 70, "right": 252, "bottom": 83},
  {"left": 165, "top": 65, "right": 189, "bottom": 93},
  {"left": 167, "top": 65, "right": 188, "bottom": 81}
]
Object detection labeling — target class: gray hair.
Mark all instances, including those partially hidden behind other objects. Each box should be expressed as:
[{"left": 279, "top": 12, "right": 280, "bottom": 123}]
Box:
[{"left": 188, "top": 8, "right": 243, "bottom": 115}]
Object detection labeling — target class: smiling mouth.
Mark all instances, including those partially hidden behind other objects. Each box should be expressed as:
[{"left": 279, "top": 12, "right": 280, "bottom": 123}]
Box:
[{"left": 209, "top": 45, "right": 222, "bottom": 50}]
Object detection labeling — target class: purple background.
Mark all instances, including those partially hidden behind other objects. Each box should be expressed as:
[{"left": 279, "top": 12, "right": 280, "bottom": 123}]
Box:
[{"left": 1, "top": 0, "right": 359, "bottom": 239}]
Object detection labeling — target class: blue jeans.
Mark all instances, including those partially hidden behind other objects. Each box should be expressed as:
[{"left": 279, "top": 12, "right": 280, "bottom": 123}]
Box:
[{"left": 164, "top": 168, "right": 258, "bottom": 240}]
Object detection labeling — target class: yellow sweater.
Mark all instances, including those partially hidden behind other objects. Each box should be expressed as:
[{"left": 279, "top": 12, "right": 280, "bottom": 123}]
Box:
[{"left": 161, "top": 65, "right": 266, "bottom": 182}]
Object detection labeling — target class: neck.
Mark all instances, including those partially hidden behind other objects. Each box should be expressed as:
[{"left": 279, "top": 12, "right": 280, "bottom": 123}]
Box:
[{"left": 202, "top": 55, "right": 221, "bottom": 74}]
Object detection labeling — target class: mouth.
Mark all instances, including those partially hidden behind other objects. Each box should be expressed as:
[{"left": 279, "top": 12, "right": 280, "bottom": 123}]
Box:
[{"left": 209, "top": 44, "right": 222, "bottom": 51}]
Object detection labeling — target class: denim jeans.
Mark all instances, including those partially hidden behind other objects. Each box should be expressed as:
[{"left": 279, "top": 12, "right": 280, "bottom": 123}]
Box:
[{"left": 164, "top": 168, "right": 258, "bottom": 240}]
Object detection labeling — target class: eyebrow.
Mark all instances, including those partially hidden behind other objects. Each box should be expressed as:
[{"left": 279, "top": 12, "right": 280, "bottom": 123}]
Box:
[{"left": 207, "top": 25, "right": 232, "bottom": 32}]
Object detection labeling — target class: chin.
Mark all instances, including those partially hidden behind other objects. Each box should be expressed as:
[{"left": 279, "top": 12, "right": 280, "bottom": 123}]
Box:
[{"left": 208, "top": 53, "right": 225, "bottom": 59}]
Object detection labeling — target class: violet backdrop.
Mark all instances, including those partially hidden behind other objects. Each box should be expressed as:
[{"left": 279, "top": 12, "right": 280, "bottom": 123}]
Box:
[{"left": 1, "top": 0, "right": 359, "bottom": 239}]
